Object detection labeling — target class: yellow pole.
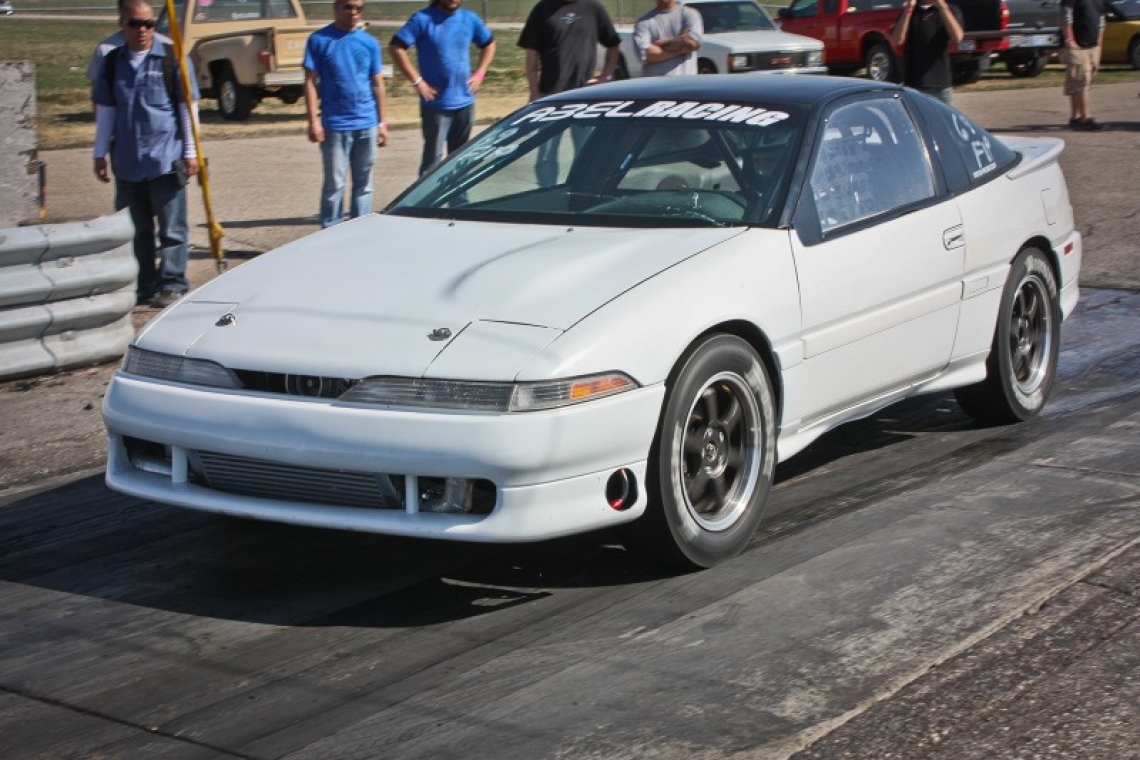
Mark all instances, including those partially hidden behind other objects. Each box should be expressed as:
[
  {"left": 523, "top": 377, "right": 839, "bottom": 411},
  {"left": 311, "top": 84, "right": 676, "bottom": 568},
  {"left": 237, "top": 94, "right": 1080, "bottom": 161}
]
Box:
[{"left": 164, "top": 0, "right": 227, "bottom": 272}]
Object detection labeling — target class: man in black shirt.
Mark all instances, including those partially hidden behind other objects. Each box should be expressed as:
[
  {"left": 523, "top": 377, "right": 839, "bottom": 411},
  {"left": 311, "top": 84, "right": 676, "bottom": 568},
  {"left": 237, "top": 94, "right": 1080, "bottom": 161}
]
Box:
[
  {"left": 518, "top": 0, "right": 622, "bottom": 186},
  {"left": 518, "top": 0, "right": 621, "bottom": 100},
  {"left": 890, "top": 0, "right": 964, "bottom": 105},
  {"left": 1061, "top": 0, "right": 1106, "bottom": 130}
]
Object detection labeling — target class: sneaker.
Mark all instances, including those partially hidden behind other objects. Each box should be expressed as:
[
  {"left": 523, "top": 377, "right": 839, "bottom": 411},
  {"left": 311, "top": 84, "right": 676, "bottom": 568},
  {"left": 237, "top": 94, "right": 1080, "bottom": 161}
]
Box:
[
  {"left": 135, "top": 292, "right": 156, "bottom": 306},
  {"left": 1070, "top": 117, "right": 1106, "bottom": 131},
  {"left": 149, "top": 290, "right": 185, "bottom": 309}
]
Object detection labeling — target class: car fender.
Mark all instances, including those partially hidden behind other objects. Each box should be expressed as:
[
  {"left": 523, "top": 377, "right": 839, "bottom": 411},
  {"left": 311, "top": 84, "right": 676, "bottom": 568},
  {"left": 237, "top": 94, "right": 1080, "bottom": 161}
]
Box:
[{"left": 516, "top": 227, "right": 802, "bottom": 389}]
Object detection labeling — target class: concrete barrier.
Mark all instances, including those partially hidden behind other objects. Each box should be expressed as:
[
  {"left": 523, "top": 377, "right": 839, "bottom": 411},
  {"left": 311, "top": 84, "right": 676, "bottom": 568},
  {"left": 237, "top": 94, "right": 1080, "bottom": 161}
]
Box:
[{"left": 0, "top": 211, "right": 137, "bottom": 381}]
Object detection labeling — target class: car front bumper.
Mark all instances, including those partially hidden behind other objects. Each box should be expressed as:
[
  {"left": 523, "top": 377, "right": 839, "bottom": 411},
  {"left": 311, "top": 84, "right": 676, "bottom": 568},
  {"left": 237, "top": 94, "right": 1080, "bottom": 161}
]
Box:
[{"left": 103, "top": 373, "right": 666, "bottom": 542}]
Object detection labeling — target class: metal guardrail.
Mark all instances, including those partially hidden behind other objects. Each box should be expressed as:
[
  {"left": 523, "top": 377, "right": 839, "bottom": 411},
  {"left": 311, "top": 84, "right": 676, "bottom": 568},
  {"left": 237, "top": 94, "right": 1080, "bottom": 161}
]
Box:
[{"left": 0, "top": 211, "right": 137, "bottom": 381}]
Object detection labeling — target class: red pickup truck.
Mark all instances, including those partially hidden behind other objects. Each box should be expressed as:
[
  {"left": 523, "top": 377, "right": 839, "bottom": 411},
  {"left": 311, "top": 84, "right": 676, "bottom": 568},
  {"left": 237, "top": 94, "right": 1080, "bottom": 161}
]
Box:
[{"left": 777, "top": 0, "right": 1009, "bottom": 84}]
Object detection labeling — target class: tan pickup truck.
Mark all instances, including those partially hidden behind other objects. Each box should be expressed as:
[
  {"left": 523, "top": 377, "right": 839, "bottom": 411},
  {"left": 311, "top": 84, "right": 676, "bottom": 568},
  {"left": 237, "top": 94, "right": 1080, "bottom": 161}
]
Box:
[{"left": 158, "top": 0, "right": 321, "bottom": 120}]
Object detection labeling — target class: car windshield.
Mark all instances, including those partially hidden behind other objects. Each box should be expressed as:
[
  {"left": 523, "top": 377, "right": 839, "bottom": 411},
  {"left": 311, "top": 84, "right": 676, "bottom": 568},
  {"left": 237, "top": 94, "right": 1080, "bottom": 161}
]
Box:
[
  {"left": 693, "top": 1, "right": 779, "bottom": 33},
  {"left": 158, "top": 0, "right": 297, "bottom": 31},
  {"left": 388, "top": 99, "right": 803, "bottom": 228}
]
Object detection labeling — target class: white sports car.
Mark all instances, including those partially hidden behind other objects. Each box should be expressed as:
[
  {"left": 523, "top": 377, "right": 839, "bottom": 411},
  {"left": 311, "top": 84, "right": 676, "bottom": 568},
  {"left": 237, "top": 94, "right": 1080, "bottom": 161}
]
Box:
[{"left": 103, "top": 76, "right": 1081, "bottom": 568}]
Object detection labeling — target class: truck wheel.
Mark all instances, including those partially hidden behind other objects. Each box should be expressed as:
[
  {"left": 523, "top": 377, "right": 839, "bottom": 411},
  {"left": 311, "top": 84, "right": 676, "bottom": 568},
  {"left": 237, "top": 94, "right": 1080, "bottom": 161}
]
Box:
[
  {"left": 698, "top": 59, "right": 717, "bottom": 75},
  {"left": 613, "top": 56, "right": 630, "bottom": 80},
  {"left": 1006, "top": 52, "right": 1047, "bottom": 78},
  {"left": 217, "top": 67, "right": 254, "bottom": 121},
  {"left": 952, "top": 62, "right": 983, "bottom": 85},
  {"left": 1129, "top": 37, "right": 1140, "bottom": 70},
  {"left": 863, "top": 43, "right": 896, "bottom": 82}
]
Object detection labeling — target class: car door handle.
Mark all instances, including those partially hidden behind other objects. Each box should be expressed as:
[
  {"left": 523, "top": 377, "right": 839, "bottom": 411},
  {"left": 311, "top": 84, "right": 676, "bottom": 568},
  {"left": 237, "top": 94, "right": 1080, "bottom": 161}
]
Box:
[{"left": 943, "top": 225, "right": 965, "bottom": 250}]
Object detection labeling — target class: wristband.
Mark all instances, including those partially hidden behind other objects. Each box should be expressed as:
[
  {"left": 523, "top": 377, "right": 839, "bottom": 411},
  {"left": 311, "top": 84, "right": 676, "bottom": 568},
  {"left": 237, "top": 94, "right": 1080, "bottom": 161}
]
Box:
[{"left": 412, "top": 76, "right": 423, "bottom": 86}]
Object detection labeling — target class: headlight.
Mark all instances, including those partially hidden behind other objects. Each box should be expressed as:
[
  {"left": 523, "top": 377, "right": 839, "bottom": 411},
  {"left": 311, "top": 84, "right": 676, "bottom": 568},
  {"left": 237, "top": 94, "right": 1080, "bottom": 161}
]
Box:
[
  {"left": 729, "top": 54, "right": 751, "bottom": 72},
  {"left": 122, "top": 346, "right": 241, "bottom": 389},
  {"left": 339, "top": 372, "right": 639, "bottom": 412},
  {"left": 808, "top": 49, "right": 825, "bottom": 67}
]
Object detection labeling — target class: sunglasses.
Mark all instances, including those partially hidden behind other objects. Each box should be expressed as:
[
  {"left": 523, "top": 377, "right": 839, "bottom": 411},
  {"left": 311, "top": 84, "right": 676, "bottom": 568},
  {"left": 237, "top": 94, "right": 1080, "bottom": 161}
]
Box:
[
  {"left": 341, "top": 3, "right": 363, "bottom": 11},
  {"left": 125, "top": 17, "right": 157, "bottom": 29}
]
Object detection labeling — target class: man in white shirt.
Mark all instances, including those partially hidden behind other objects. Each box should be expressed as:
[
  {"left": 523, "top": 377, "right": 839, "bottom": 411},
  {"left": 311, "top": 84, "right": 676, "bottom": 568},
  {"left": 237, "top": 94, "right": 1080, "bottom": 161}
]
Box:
[{"left": 633, "top": 0, "right": 703, "bottom": 77}]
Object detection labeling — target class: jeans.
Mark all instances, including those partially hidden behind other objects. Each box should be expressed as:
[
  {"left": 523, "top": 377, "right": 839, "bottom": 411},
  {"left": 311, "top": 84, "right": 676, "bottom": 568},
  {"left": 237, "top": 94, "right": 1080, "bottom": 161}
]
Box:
[
  {"left": 535, "top": 126, "right": 589, "bottom": 188},
  {"left": 116, "top": 172, "right": 189, "bottom": 299},
  {"left": 419, "top": 104, "right": 474, "bottom": 176},
  {"left": 320, "top": 127, "right": 378, "bottom": 228}
]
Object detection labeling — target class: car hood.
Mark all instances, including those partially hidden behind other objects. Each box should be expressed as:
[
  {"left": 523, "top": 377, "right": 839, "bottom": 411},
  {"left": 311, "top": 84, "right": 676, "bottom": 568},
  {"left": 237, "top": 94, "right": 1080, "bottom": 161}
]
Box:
[
  {"left": 706, "top": 30, "right": 822, "bottom": 51},
  {"left": 137, "top": 214, "right": 744, "bottom": 379}
]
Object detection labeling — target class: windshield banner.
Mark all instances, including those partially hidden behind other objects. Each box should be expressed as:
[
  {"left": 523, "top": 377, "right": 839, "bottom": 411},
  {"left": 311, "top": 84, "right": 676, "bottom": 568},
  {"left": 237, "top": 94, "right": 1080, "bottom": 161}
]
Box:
[{"left": 512, "top": 101, "right": 790, "bottom": 128}]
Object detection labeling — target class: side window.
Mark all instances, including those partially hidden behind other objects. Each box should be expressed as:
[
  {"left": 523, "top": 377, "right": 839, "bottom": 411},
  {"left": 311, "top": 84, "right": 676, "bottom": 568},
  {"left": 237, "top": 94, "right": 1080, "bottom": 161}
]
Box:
[
  {"left": 808, "top": 98, "right": 936, "bottom": 234},
  {"left": 785, "top": 0, "right": 819, "bottom": 19}
]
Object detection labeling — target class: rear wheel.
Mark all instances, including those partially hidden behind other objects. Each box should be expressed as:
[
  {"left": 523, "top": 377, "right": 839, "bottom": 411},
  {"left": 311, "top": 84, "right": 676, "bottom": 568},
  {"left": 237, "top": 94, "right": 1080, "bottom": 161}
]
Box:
[
  {"left": 955, "top": 247, "right": 1061, "bottom": 424},
  {"left": 217, "top": 66, "right": 254, "bottom": 121},
  {"left": 625, "top": 335, "right": 776, "bottom": 569},
  {"left": 953, "top": 61, "right": 984, "bottom": 85},
  {"left": 613, "top": 56, "right": 630, "bottom": 80},
  {"left": 864, "top": 42, "right": 896, "bottom": 82},
  {"left": 1006, "top": 51, "right": 1047, "bottom": 78}
]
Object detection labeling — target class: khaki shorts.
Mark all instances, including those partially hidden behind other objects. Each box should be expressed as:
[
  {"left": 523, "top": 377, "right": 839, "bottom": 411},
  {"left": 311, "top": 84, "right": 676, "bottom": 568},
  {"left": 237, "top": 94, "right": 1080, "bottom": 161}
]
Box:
[{"left": 1063, "top": 45, "right": 1101, "bottom": 95}]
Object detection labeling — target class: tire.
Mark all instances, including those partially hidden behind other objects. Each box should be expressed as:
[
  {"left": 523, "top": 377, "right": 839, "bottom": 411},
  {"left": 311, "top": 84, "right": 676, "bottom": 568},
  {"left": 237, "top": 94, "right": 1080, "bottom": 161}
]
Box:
[
  {"left": 863, "top": 42, "right": 896, "bottom": 82},
  {"left": 952, "top": 62, "right": 983, "bottom": 85},
  {"left": 955, "top": 247, "right": 1061, "bottom": 424},
  {"left": 613, "top": 56, "right": 630, "bottom": 81},
  {"left": 1128, "top": 37, "right": 1140, "bottom": 70},
  {"left": 216, "top": 66, "right": 254, "bottom": 121},
  {"left": 698, "top": 59, "right": 717, "bottom": 75},
  {"left": 1006, "top": 52, "right": 1047, "bottom": 78},
  {"left": 625, "top": 335, "right": 777, "bottom": 569}
]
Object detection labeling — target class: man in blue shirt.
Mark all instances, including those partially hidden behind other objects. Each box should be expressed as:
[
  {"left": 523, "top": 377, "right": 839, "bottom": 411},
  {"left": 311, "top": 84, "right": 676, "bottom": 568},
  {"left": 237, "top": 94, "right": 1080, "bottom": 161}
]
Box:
[
  {"left": 390, "top": 0, "right": 496, "bottom": 176},
  {"left": 92, "top": 0, "right": 198, "bottom": 308},
  {"left": 304, "top": 0, "right": 389, "bottom": 228}
]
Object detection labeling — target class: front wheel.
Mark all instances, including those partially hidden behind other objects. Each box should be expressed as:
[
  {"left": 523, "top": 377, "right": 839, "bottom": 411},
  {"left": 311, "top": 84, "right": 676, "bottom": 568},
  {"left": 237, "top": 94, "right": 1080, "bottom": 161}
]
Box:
[
  {"left": 864, "top": 42, "right": 896, "bottom": 82},
  {"left": 955, "top": 247, "right": 1061, "bottom": 424},
  {"left": 626, "top": 335, "right": 777, "bottom": 568},
  {"left": 1128, "top": 37, "right": 1140, "bottom": 70},
  {"left": 698, "top": 59, "right": 718, "bottom": 75}
]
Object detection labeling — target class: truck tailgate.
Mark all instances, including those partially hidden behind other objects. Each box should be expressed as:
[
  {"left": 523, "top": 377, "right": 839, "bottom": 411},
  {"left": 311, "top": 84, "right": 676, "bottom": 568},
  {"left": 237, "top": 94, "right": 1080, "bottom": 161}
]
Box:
[{"left": 273, "top": 26, "right": 319, "bottom": 70}]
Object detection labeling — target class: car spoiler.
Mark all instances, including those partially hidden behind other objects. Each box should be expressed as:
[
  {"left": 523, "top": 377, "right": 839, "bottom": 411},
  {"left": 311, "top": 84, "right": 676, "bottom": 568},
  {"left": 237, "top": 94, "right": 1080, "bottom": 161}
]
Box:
[{"left": 999, "top": 135, "right": 1066, "bottom": 180}]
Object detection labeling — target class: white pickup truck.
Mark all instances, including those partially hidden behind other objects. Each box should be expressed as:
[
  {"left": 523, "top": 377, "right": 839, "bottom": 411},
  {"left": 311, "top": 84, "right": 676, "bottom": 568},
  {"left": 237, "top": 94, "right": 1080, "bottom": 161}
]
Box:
[{"left": 607, "top": 0, "right": 826, "bottom": 78}]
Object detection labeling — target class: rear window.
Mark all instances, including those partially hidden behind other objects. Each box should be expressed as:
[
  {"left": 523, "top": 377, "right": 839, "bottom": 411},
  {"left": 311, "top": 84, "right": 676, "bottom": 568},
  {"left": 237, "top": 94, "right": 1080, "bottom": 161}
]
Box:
[{"left": 911, "top": 94, "right": 1017, "bottom": 193}]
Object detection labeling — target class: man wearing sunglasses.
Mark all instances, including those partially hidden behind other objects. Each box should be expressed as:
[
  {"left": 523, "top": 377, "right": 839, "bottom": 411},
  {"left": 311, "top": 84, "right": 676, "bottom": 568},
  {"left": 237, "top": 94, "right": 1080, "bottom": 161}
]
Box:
[
  {"left": 91, "top": 0, "right": 199, "bottom": 309},
  {"left": 304, "top": 0, "right": 389, "bottom": 228},
  {"left": 85, "top": 0, "right": 173, "bottom": 86}
]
